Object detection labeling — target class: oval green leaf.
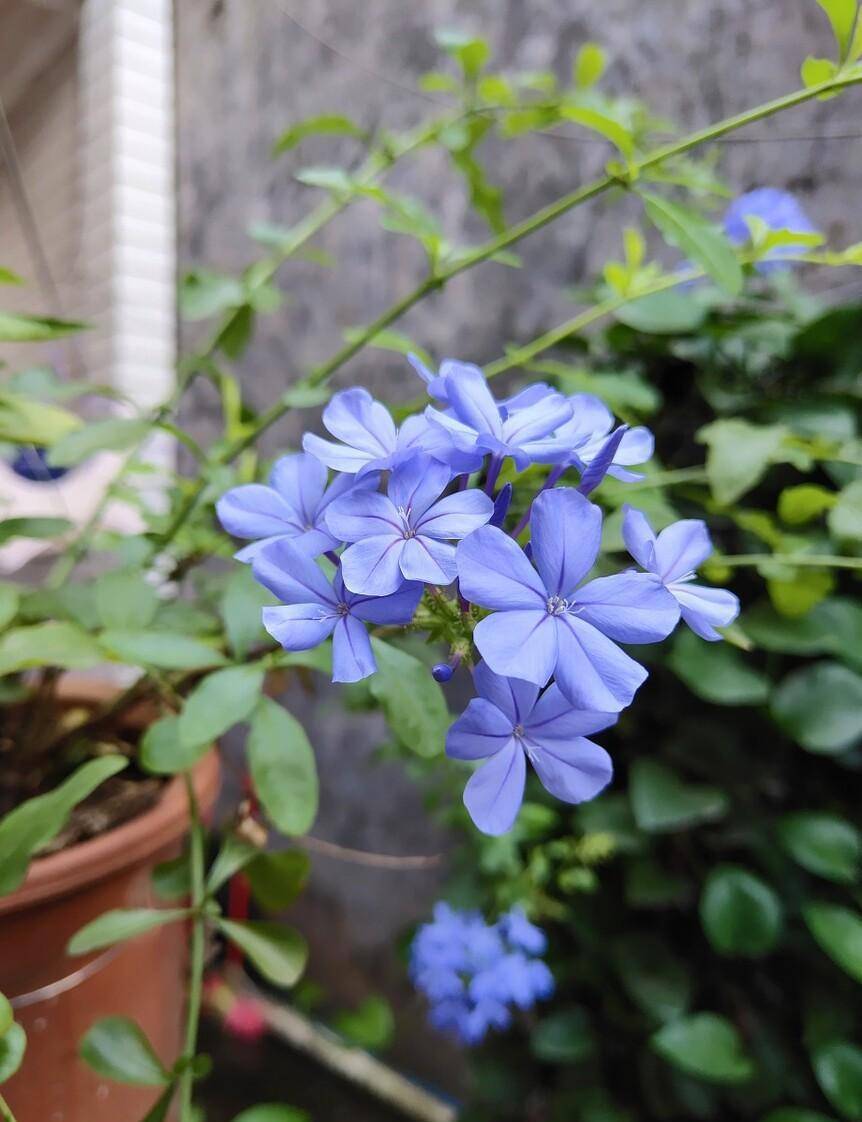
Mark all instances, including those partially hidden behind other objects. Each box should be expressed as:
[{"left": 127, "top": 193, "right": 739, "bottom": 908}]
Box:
[
  {"left": 700, "top": 865, "right": 783, "bottom": 957},
  {"left": 79, "top": 1016, "right": 169, "bottom": 1086}
]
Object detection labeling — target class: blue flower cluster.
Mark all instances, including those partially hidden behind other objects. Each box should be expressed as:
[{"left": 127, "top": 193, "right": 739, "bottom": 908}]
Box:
[
  {"left": 409, "top": 903, "right": 554, "bottom": 1045},
  {"left": 724, "top": 187, "right": 818, "bottom": 273},
  {"left": 218, "top": 357, "right": 739, "bottom": 834}
]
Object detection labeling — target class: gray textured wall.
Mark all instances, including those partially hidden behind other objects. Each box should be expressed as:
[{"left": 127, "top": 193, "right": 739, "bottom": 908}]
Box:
[{"left": 176, "top": 0, "right": 861, "bottom": 1090}]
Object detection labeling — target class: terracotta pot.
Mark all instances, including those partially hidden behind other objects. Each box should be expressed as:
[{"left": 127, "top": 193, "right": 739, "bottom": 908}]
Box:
[{"left": 0, "top": 680, "right": 220, "bottom": 1122}]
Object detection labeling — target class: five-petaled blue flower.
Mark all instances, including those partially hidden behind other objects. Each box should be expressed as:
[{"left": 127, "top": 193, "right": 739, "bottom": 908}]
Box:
[
  {"left": 526, "top": 393, "right": 654, "bottom": 482},
  {"left": 252, "top": 539, "right": 422, "bottom": 682},
  {"left": 216, "top": 452, "right": 376, "bottom": 561},
  {"left": 326, "top": 454, "right": 493, "bottom": 596},
  {"left": 457, "top": 488, "right": 679, "bottom": 712},
  {"left": 724, "top": 187, "right": 819, "bottom": 273},
  {"left": 622, "top": 506, "right": 740, "bottom": 641},
  {"left": 447, "top": 662, "right": 616, "bottom": 835},
  {"left": 410, "top": 903, "right": 554, "bottom": 1046}
]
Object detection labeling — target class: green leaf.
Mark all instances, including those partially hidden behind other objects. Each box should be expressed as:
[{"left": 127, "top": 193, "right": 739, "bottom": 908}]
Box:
[
  {"left": 0, "top": 390, "right": 81, "bottom": 444},
  {"left": 341, "top": 327, "right": 433, "bottom": 369},
  {"left": 206, "top": 833, "right": 259, "bottom": 894},
  {"left": 668, "top": 630, "right": 770, "bottom": 705},
  {"left": 814, "top": 1041, "right": 862, "bottom": 1120},
  {"left": 779, "top": 484, "right": 837, "bottom": 525},
  {"left": 247, "top": 698, "right": 319, "bottom": 836},
  {"left": 778, "top": 813, "right": 860, "bottom": 884},
  {"left": 221, "top": 566, "right": 273, "bottom": 659},
  {"left": 140, "top": 715, "right": 211, "bottom": 776},
  {"left": 0, "top": 993, "right": 12, "bottom": 1038},
  {"left": 0, "top": 267, "right": 22, "bottom": 285},
  {"left": 0, "top": 311, "right": 86, "bottom": 342},
  {"left": 828, "top": 480, "right": 862, "bottom": 541},
  {"left": 68, "top": 908, "right": 189, "bottom": 955},
  {"left": 0, "top": 621, "right": 105, "bottom": 677},
  {"left": 368, "top": 639, "right": 449, "bottom": 757},
  {"left": 280, "top": 383, "right": 332, "bottom": 410},
  {"left": 651, "top": 1013, "right": 756, "bottom": 1084},
  {"left": 137, "top": 1085, "right": 176, "bottom": 1122},
  {"left": 530, "top": 1008, "right": 595, "bottom": 1063},
  {"left": 95, "top": 569, "right": 160, "bottom": 630},
  {"left": 814, "top": 0, "right": 859, "bottom": 57},
  {"left": 294, "top": 166, "right": 356, "bottom": 194},
  {"left": 0, "top": 585, "right": 19, "bottom": 632},
  {"left": 698, "top": 419, "right": 790, "bottom": 504},
  {"left": 0, "top": 1023, "right": 26, "bottom": 1084},
  {"left": 762, "top": 1111, "right": 839, "bottom": 1122},
  {"left": 769, "top": 567, "right": 836, "bottom": 619},
  {"left": 560, "top": 105, "right": 634, "bottom": 159},
  {"left": 772, "top": 662, "right": 862, "bottom": 753},
  {"left": 0, "top": 517, "right": 72, "bottom": 547},
  {"left": 100, "top": 630, "right": 227, "bottom": 670},
  {"left": 614, "top": 289, "right": 707, "bottom": 334},
  {"left": 629, "top": 759, "right": 728, "bottom": 834},
  {"left": 218, "top": 919, "right": 307, "bottom": 988},
  {"left": 334, "top": 995, "right": 394, "bottom": 1051},
  {"left": 700, "top": 865, "right": 783, "bottom": 957},
  {"left": 179, "top": 269, "right": 244, "bottom": 320},
  {"left": 804, "top": 903, "right": 862, "bottom": 983},
  {"left": 48, "top": 418, "right": 151, "bottom": 467},
  {"left": 79, "top": 1016, "right": 169, "bottom": 1086},
  {"left": 434, "top": 29, "right": 490, "bottom": 78},
  {"left": 247, "top": 850, "right": 310, "bottom": 911},
  {"left": 743, "top": 598, "right": 862, "bottom": 669},
  {"left": 273, "top": 114, "right": 364, "bottom": 154},
  {"left": 642, "top": 193, "right": 743, "bottom": 295},
  {"left": 573, "top": 42, "right": 606, "bottom": 87},
  {"left": 0, "top": 756, "right": 128, "bottom": 894},
  {"left": 231, "top": 1106, "right": 309, "bottom": 1122},
  {"left": 152, "top": 854, "right": 191, "bottom": 900},
  {"left": 178, "top": 664, "right": 264, "bottom": 751},
  {"left": 613, "top": 935, "right": 692, "bottom": 1023}
]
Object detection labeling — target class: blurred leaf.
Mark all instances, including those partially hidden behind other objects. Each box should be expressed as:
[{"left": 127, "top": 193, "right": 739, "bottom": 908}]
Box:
[
  {"left": 0, "top": 756, "right": 127, "bottom": 894},
  {"left": 762, "top": 1111, "right": 839, "bottom": 1122},
  {"left": 697, "top": 419, "right": 789, "bottom": 504},
  {"left": 813, "top": 1041, "right": 862, "bottom": 1120},
  {"left": 651, "top": 1013, "right": 756, "bottom": 1084},
  {"left": 140, "top": 715, "right": 211, "bottom": 776},
  {"left": 613, "top": 935, "right": 692, "bottom": 1022},
  {"left": 778, "top": 813, "right": 861, "bottom": 884},
  {"left": 0, "top": 311, "right": 86, "bottom": 342},
  {"left": 333, "top": 996, "right": 394, "bottom": 1051},
  {"left": 273, "top": 114, "right": 364, "bottom": 154},
  {"left": 247, "top": 850, "right": 310, "bottom": 911},
  {"left": 0, "top": 992, "right": 12, "bottom": 1037},
  {"left": 100, "top": 630, "right": 227, "bottom": 670},
  {"left": 221, "top": 566, "right": 273, "bottom": 660},
  {"left": 743, "top": 598, "right": 862, "bottom": 669},
  {"left": 629, "top": 760, "right": 728, "bottom": 833},
  {"left": 96, "top": 570, "right": 160, "bottom": 631},
  {"left": 0, "top": 1023, "right": 26, "bottom": 1084},
  {"left": 79, "top": 1017, "right": 170, "bottom": 1086},
  {"left": 804, "top": 904, "right": 862, "bottom": 983},
  {"left": 180, "top": 269, "right": 244, "bottom": 320},
  {"left": 248, "top": 698, "right": 319, "bottom": 836},
  {"left": 0, "top": 267, "right": 22, "bottom": 285},
  {"left": 700, "top": 865, "right": 783, "bottom": 957},
  {"left": 531, "top": 1008, "right": 595, "bottom": 1063},
  {"left": 0, "top": 621, "right": 104, "bottom": 676},
  {"left": 614, "top": 290, "right": 707, "bottom": 334},
  {"left": 813, "top": 0, "right": 859, "bottom": 57},
  {"left": 369, "top": 638, "right": 449, "bottom": 757},
  {"left": 0, "top": 585, "right": 19, "bottom": 632},
  {"left": 216, "top": 304, "right": 255, "bottom": 360},
  {"left": 778, "top": 484, "right": 837, "bottom": 525},
  {"left": 668, "top": 630, "right": 770, "bottom": 705},
  {"left": 280, "top": 383, "right": 332, "bottom": 409},
  {"left": 0, "top": 390, "right": 81, "bottom": 444},
  {"left": 434, "top": 29, "right": 490, "bottom": 78},
  {"left": 828, "top": 480, "right": 862, "bottom": 541},
  {"left": 771, "top": 662, "right": 862, "bottom": 753},
  {"left": 137, "top": 1086, "right": 176, "bottom": 1122},
  {"left": 152, "top": 854, "right": 191, "bottom": 900},
  {"left": 218, "top": 919, "right": 307, "bottom": 988},
  {"left": 231, "top": 1106, "right": 309, "bottom": 1122},
  {"left": 802, "top": 56, "right": 839, "bottom": 89},
  {"left": 49, "top": 418, "right": 150, "bottom": 467},
  {"left": 642, "top": 194, "right": 743, "bottom": 295},
  {"left": 179, "top": 664, "right": 265, "bottom": 750},
  {"left": 294, "top": 166, "right": 356, "bottom": 194},
  {"left": 0, "top": 517, "right": 72, "bottom": 546},
  {"left": 573, "top": 42, "right": 607, "bottom": 87},
  {"left": 206, "top": 834, "right": 258, "bottom": 895},
  {"left": 342, "top": 327, "right": 433, "bottom": 368},
  {"left": 561, "top": 105, "right": 634, "bottom": 159},
  {"left": 768, "top": 567, "right": 835, "bottom": 619},
  {"left": 69, "top": 908, "right": 188, "bottom": 955}
]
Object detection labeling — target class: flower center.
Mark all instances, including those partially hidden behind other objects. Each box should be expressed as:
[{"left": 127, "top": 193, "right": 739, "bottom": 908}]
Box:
[
  {"left": 546, "top": 594, "right": 569, "bottom": 616},
  {"left": 335, "top": 602, "right": 350, "bottom": 617},
  {"left": 396, "top": 504, "right": 416, "bottom": 538},
  {"left": 513, "top": 723, "right": 525, "bottom": 739}
]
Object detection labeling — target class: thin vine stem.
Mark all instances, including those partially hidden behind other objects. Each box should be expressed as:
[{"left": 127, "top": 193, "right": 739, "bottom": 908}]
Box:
[
  {"left": 178, "top": 773, "right": 206, "bottom": 1122},
  {"left": 0, "top": 1092, "right": 17, "bottom": 1122},
  {"left": 718, "top": 553, "right": 862, "bottom": 571}
]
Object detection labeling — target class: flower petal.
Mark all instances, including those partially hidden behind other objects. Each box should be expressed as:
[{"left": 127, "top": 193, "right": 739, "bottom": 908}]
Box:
[
  {"left": 501, "top": 391, "right": 572, "bottom": 447},
  {"left": 446, "top": 364, "right": 503, "bottom": 438},
  {"left": 387, "top": 453, "right": 449, "bottom": 519},
  {"left": 316, "top": 469, "right": 380, "bottom": 521},
  {"left": 555, "top": 616, "right": 647, "bottom": 712},
  {"left": 457, "top": 526, "right": 547, "bottom": 609},
  {"left": 530, "top": 488, "right": 602, "bottom": 597},
  {"left": 400, "top": 536, "right": 457, "bottom": 585},
  {"left": 473, "top": 610, "right": 557, "bottom": 686},
  {"left": 473, "top": 662, "right": 540, "bottom": 725},
  {"left": 339, "top": 535, "right": 406, "bottom": 596},
  {"left": 268, "top": 453, "right": 327, "bottom": 522},
  {"left": 325, "top": 491, "right": 402, "bottom": 542},
  {"left": 262, "top": 603, "right": 335, "bottom": 651},
  {"left": 575, "top": 572, "right": 680, "bottom": 643},
  {"left": 348, "top": 581, "right": 424, "bottom": 625},
  {"left": 613, "top": 426, "right": 654, "bottom": 467},
  {"left": 252, "top": 539, "right": 337, "bottom": 605},
  {"left": 322, "top": 387, "right": 396, "bottom": 453},
  {"left": 302, "top": 432, "right": 378, "bottom": 474},
  {"left": 216, "top": 484, "right": 302, "bottom": 540},
  {"left": 622, "top": 506, "right": 658, "bottom": 571},
  {"left": 654, "top": 519, "right": 713, "bottom": 583},
  {"left": 416, "top": 489, "right": 494, "bottom": 541},
  {"left": 332, "top": 613, "right": 376, "bottom": 682},
  {"left": 530, "top": 736, "right": 613, "bottom": 805},
  {"left": 463, "top": 739, "right": 526, "bottom": 836},
  {"left": 671, "top": 582, "right": 740, "bottom": 641},
  {"left": 526, "top": 683, "right": 617, "bottom": 739},
  {"left": 446, "top": 697, "right": 514, "bottom": 760}
]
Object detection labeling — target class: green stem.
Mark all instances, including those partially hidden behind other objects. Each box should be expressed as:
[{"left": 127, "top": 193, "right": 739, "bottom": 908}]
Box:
[
  {"left": 0, "top": 1093, "right": 17, "bottom": 1122},
  {"left": 719, "top": 553, "right": 862, "bottom": 571},
  {"left": 618, "top": 466, "right": 709, "bottom": 490},
  {"left": 178, "top": 773, "right": 206, "bottom": 1122}
]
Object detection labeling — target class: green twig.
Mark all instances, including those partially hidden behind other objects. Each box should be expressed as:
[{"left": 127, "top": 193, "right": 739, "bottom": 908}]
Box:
[
  {"left": 0, "top": 1093, "right": 17, "bottom": 1122},
  {"left": 178, "top": 773, "right": 206, "bottom": 1122},
  {"left": 718, "top": 552, "right": 862, "bottom": 571}
]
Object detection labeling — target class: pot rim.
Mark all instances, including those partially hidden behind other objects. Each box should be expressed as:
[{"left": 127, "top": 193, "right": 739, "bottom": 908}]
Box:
[{"left": 0, "top": 679, "right": 221, "bottom": 917}]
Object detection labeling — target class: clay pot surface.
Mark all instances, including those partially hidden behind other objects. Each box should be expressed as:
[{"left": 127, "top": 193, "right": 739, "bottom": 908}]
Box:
[{"left": 0, "top": 679, "right": 220, "bottom": 1122}]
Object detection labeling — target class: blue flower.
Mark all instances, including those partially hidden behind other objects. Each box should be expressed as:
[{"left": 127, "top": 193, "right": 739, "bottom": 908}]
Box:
[
  {"left": 425, "top": 363, "right": 572, "bottom": 471},
  {"left": 524, "top": 393, "right": 654, "bottom": 482},
  {"left": 216, "top": 452, "right": 377, "bottom": 562},
  {"left": 622, "top": 506, "right": 740, "bottom": 641},
  {"left": 457, "top": 488, "right": 679, "bottom": 712},
  {"left": 447, "top": 662, "right": 615, "bottom": 835},
  {"left": 326, "top": 454, "right": 493, "bottom": 595},
  {"left": 302, "top": 387, "right": 473, "bottom": 476},
  {"left": 724, "top": 188, "right": 819, "bottom": 273},
  {"left": 410, "top": 904, "right": 554, "bottom": 1045},
  {"left": 251, "top": 539, "right": 422, "bottom": 682}
]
